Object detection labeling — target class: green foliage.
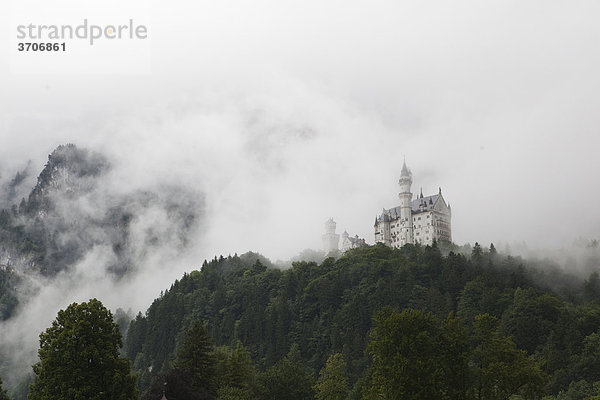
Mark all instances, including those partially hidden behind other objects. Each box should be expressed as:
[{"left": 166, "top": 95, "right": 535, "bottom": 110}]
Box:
[
  {"left": 544, "top": 379, "right": 599, "bottom": 400},
  {"left": 584, "top": 272, "right": 600, "bottom": 303},
  {"left": 471, "top": 314, "right": 547, "bottom": 400},
  {"left": 28, "top": 298, "right": 137, "bottom": 400},
  {"left": 502, "top": 288, "right": 562, "bottom": 353},
  {"left": 174, "top": 320, "right": 217, "bottom": 395},
  {"left": 441, "top": 312, "right": 471, "bottom": 400},
  {"left": 256, "top": 345, "right": 315, "bottom": 400},
  {"left": 216, "top": 385, "right": 254, "bottom": 400},
  {"left": 364, "top": 309, "right": 546, "bottom": 400},
  {"left": 314, "top": 353, "right": 349, "bottom": 400},
  {"left": 365, "top": 308, "right": 449, "bottom": 399},
  {"left": 125, "top": 246, "right": 600, "bottom": 398},
  {"left": 364, "top": 308, "right": 470, "bottom": 400},
  {"left": 213, "top": 341, "right": 255, "bottom": 391},
  {"left": 141, "top": 368, "right": 210, "bottom": 400},
  {"left": 0, "top": 375, "right": 9, "bottom": 400}
]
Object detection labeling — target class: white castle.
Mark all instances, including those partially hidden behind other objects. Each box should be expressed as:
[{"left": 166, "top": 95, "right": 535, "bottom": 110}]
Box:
[
  {"left": 374, "top": 161, "right": 451, "bottom": 247},
  {"left": 322, "top": 218, "right": 367, "bottom": 254},
  {"left": 322, "top": 162, "right": 451, "bottom": 252}
]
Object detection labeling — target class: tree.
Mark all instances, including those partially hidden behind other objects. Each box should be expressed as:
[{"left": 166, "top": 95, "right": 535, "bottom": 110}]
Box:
[
  {"left": 489, "top": 243, "right": 497, "bottom": 257},
  {"left": 28, "top": 298, "right": 137, "bottom": 400},
  {"left": 256, "top": 345, "right": 315, "bottom": 400},
  {"left": 141, "top": 368, "right": 210, "bottom": 400},
  {"left": 0, "top": 375, "right": 9, "bottom": 400},
  {"left": 584, "top": 272, "right": 600, "bottom": 303},
  {"left": 471, "top": 314, "right": 547, "bottom": 400},
  {"left": 174, "top": 320, "right": 217, "bottom": 395},
  {"left": 472, "top": 242, "right": 483, "bottom": 264},
  {"left": 365, "top": 308, "right": 447, "bottom": 400},
  {"left": 213, "top": 341, "right": 255, "bottom": 392},
  {"left": 314, "top": 353, "right": 349, "bottom": 400},
  {"left": 441, "top": 313, "right": 471, "bottom": 400}
]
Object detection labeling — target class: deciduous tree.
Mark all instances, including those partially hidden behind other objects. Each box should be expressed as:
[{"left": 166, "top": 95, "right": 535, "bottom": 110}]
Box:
[
  {"left": 314, "top": 353, "right": 349, "bottom": 400},
  {"left": 28, "top": 298, "right": 137, "bottom": 400}
]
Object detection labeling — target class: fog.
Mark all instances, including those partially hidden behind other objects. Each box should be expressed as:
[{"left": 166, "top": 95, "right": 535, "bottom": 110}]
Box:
[{"left": 0, "top": 0, "right": 599, "bottom": 386}]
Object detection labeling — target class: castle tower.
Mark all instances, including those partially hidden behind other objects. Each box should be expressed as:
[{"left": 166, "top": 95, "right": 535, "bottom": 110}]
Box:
[
  {"left": 322, "top": 218, "right": 340, "bottom": 253},
  {"left": 398, "top": 160, "right": 413, "bottom": 245},
  {"left": 381, "top": 210, "right": 392, "bottom": 246}
]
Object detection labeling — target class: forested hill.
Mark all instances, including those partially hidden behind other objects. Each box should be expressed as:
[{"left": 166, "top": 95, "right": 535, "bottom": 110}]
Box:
[{"left": 126, "top": 243, "right": 600, "bottom": 399}]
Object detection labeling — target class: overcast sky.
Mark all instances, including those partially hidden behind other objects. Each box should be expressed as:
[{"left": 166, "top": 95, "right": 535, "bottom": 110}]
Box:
[{"left": 1, "top": 0, "right": 600, "bottom": 261}]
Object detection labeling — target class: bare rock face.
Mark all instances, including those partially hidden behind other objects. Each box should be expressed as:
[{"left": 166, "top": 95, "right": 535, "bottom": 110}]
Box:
[
  {"left": 25, "top": 143, "right": 109, "bottom": 216},
  {"left": 0, "top": 143, "right": 203, "bottom": 319}
]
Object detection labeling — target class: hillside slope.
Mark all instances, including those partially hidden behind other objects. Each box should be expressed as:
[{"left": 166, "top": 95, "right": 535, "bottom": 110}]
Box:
[{"left": 126, "top": 244, "right": 600, "bottom": 397}]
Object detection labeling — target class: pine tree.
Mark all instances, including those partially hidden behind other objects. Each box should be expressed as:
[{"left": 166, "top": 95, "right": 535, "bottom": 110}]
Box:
[
  {"left": 174, "top": 320, "right": 217, "bottom": 395},
  {"left": 489, "top": 243, "right": 497, "bottom": 256}
]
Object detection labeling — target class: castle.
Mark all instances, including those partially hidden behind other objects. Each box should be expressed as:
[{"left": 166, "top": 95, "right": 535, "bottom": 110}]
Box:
[
  {"left": 322, "top": 218, "right": 367, "bottom": 253},
  {"left": 322, "top": 162, "right": 451, "bottom": 253},
  {"left": 374, "top": 161, "right": 451, "bottom": 247}
]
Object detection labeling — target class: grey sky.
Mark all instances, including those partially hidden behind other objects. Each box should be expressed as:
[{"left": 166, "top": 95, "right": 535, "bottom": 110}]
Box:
[
  {"left": 1, "top": 1, "right": 600, "bottom": 380},
  {"left": 1, "top": 0, "right": 599, "bottom": 261}
]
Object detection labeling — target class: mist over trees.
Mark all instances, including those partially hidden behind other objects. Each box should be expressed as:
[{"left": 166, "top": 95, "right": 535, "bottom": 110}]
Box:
[
  {"left": 1, "top": 145, "right": 600, "bottom": 399},
  {"left": 1, "top": 218, "right": 600, "bottom": 399},
  {"left": 0, "top": 143, "right": 203, "bottom": 320},
  {"left": 119, "top": 244, "right": 600, "bottom": 400},
  {"left": 0, "top": 144, "right": 205, "bottom": 392},
  {"left": 0, "top": 376, "right": 8, "bottom": 400}
]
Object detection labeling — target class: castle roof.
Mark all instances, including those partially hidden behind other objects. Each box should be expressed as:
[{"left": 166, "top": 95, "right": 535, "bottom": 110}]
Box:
[
  {"left": 410, "top": 194, "right": 439, "bottom": 214},
  {"left": 347, "top": 235, "right": 364, "bottom": 245},
  {"left": 401, "top": 161, "right": 410, "bottom": 177},
  {"left": 377, "top": 194, "right": 442, "bottom": 222},
  {"left": 342, "top": 233, "right": 367, "bottom": 247}
]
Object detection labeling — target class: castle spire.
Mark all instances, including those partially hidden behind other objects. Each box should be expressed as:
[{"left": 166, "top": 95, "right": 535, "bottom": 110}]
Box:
[{"left": 401, "top": 159, "right": 410, "bottom": 177}]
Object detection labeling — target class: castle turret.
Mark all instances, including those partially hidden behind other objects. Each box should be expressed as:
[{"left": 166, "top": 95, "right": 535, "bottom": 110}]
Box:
[
  {"left": 381, "top": 209, "right": 392, "bottom": 246},
  {"left": 398, "top": 160, "right": 413, "bottom": 245},
  {"left": 322, "top": 218, "right": 340, "bottom": 253}
]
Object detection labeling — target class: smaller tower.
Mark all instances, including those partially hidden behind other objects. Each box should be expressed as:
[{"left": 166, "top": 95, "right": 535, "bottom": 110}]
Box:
[
  {"left": 322, "top": 218, "right": 340, "bottom": 253},
  {"left": 381, "top": 210, "right": 392, "bottom": 246}
]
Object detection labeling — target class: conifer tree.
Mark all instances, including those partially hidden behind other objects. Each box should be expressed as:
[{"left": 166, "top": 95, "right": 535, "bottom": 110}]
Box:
[{"left": 174, "top": 320, "right": 217, "bottom": 395}]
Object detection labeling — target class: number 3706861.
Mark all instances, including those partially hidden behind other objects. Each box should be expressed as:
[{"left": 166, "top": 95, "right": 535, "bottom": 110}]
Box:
[{"left": 18, "top": 42, "right": 66, "bottom": 51}]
